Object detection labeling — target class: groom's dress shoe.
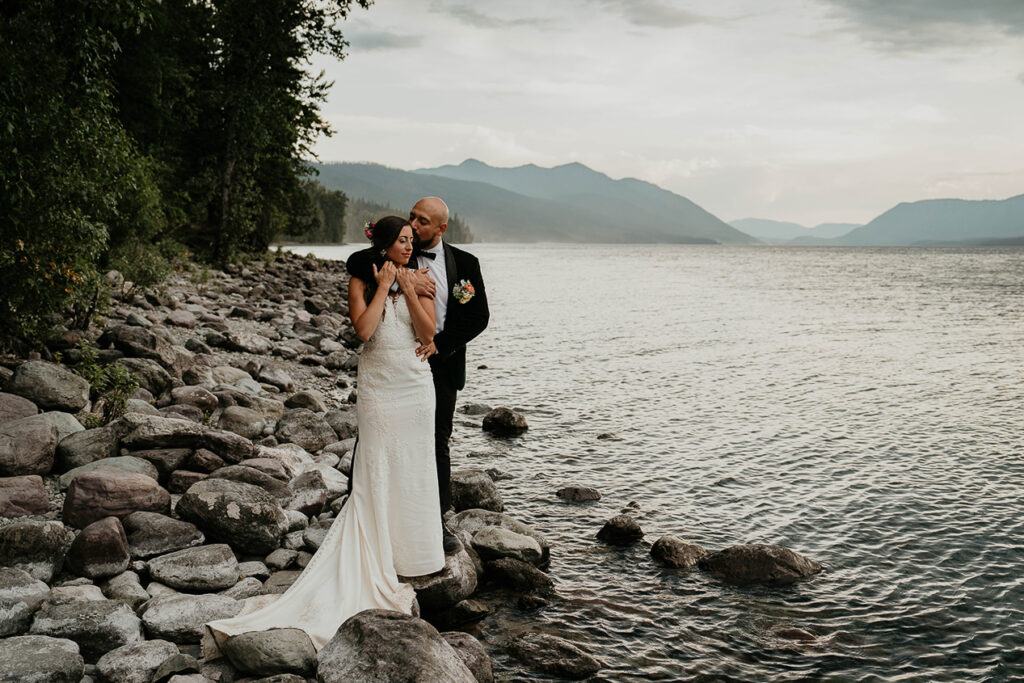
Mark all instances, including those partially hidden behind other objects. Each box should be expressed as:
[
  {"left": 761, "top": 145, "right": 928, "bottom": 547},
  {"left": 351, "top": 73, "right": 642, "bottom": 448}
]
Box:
[{"left": 442, "top": 525, "right": 461, "bottom": 554}]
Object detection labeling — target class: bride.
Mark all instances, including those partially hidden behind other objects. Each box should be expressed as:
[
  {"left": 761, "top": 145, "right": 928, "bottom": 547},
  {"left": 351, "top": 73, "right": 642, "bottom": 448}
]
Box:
[{"left": 204, "top": 216, "right": 444, "bottom": 654}]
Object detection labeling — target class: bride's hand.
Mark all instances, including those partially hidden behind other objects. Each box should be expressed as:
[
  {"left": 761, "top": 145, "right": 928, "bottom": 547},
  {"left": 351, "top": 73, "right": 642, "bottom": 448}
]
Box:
[
  {"left": 373, "top": 262, "right": 397, "bottom": 288},
  {"left": 395, "top": 266, "right": 416, "bottom": 293}
]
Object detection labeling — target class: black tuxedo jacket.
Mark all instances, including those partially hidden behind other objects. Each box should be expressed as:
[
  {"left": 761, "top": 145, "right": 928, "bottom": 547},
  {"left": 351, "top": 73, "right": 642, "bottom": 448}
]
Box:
[{"left": 345, "top": 242, "right": 488, "bottom": 390}]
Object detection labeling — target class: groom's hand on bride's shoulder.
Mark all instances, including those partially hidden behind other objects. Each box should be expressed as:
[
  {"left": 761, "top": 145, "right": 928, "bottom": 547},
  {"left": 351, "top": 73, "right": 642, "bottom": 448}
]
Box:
[
  {"left": 415, "top": 340, "right": 436, "bottom": 361},
  {"left": 413, "top": 269, "right": 435, "bottom": 299}
]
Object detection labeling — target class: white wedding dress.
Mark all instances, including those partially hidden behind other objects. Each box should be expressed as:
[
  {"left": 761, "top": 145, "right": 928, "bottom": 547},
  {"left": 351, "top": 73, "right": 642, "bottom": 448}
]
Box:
[{"left": 204, "top": 293, "right": 445, "bottom": 655}]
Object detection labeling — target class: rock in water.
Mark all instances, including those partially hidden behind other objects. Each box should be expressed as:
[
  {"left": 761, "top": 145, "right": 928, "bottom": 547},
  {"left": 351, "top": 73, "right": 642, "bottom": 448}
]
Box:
[
  {"left": 222, "top": 628, "right": 317, "bottom": 677},
  {"left": 481, "top": 407, "right": 528, "bottom": 436},
  {"left": 483, "top": 558, "right": 553, "bottom": 594},
  {"left": 442, "top": 632, "right": 494, "bottom": 683},
  {"left": 451, "top": 469, "right": 504, "bottom": 513},
  {"left": 650, "top": 535, "right": 706, "bottom": 569},
  {"left": 471, "top": 526, "right": 543, "bottom": 565},
  {"left": 6, "top": 361, "right": 90, "bottom": 412},
  {"left": 0, "top": 635, "right": 84, "bottom": 683},
  {"left": 403, "top": 549, "right": 478, "bottom": 613},
  {"left": 555, "top": 486, "right": 601, "bottom": 502},
  {"left": 448, "top": 509, "right": 550, "bottom": 566},
  {"left": 0, "top": 520, "right": 75, "bottom": 582},
  {"left": 508, "top": 632, "right": 602, "bottom": 680},
  {"left": 29, "top": 599, "right": 144, "bottom": 662},
  {"left": 95, "top": 639, "right": 179, "bottom": 683},
  {"left": 176, "top": 479, "right": 285, "bottom": 555},
  {"left": 0, "top": 474, "right": 50, "bottom": 517},
  {"left": 147, "top": 544, "right": 239, "bottom": 591},
  {"left": 62, "top": 469, "right": 171, "bottom": 529},
  {"left": 65, "top": 517, "right": 131, "bottom": 579},
  {"left": 596, "top": 514, "right": 644, "bottom": 546},
  {"left": 317, "top": 609, "right": 475, "bottom": 683},
  {"left": 698, "top": 544, "right": 823, "bottom": 586}
]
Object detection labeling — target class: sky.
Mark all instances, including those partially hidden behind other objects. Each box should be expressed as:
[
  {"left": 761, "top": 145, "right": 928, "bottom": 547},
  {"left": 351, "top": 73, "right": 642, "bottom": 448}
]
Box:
[{"left": 312, "top": 0, "right": 1024, "bottom": 226}]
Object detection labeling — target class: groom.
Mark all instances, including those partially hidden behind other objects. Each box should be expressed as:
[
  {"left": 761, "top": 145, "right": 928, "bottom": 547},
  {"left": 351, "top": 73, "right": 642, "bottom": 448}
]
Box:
[{"left": 347, "top": 197, "right": 489, "bottom": 553}]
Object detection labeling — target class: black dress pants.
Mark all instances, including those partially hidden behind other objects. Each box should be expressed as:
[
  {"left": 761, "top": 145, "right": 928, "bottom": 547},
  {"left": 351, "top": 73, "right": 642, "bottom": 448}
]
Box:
[{"left": 431, "top": 362, "right": 458, "bottom": 515}]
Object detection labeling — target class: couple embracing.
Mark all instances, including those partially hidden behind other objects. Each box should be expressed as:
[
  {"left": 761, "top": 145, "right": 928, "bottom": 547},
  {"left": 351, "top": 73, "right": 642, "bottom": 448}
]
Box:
[{"left": 205, "top": 197, "right": 489, "bottom": 654}]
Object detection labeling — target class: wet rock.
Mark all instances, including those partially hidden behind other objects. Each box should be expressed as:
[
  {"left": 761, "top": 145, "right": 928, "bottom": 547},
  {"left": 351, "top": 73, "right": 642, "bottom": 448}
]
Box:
[
  {"left": 0, "top": 520, "right": 75, "bottom": 582},
  {"left": 556, "top": 486, "right": 601, "bottom": 502},
  {"left": 140, "top": 594, "right": 241, "bottom": 644},
  {"left": 0, "top": 391, "right": 38, "bottom": 426},
  {"left": 66, "top": 517, "right": 131, "bottom": 579},
  {"left": 176, "top": 479, "right": 285, "bottom": 555},
  {"left": 147, "top": 544, "right": 239, "bottom": 591},
  {"left": 208, "top": 465, "right": 290, "bottom": 500},
  {"left": 317, "top": 609, "right": 474, "bottom": 683},
  {"left": 6, "top": 361, "right": 90, "bottom": 412},
  {"left": 122, "top": 511, "right": 205, "bottom": 559},
  {"left": 274, "top": 409, "right": 335, "bottom": 452},
  {"left": 0, "top": 599, "right": 32, "bottom": 637},
  {"left": 29, "top": 599, "right": 144, "bottom": 662},
  {"left": 472, "top": 526, "right": 543, "bottom": 565},
  {"left": 58, "top": 457, "right": 159, "bottom": 490},
  {"left": 217, "top": 406, "right": 265, "bottom": 440},
  {"left": 449, "top": 509, "right": 550, "bottom": 566},
  {"left": 651, "top": 535, "right": 706, "bottom": 569},
  {"left": 0, "top": 567, "right": 50, "bottom": 611},
  {"left": 451, "top": 469, "right": 503, "bottom": 513},
  {"left": 95, "top": 639, "right": 179, "bottom": 683},
  {"left": 283, "top": 390, "right": 327, "bottom": 413},
  {"left": 221, "top": 628, "right": 317, "bottom": 677},
  {"left": 99, "top": 571, "right": 150, "bottom": 611},
  {"left": 428, "top": 599, "right": 490, "bottom": 631},
  {"left": 286, "top": 469, "right": 327, "bottom": 516},
  {"left": 170, "top": 386, "right": 217, "bottom": 411},
  {"left": 62, "top": 469, "right": 171, "bottom": 529},
  {"left": 517, "top": 593, "right": 550, "bottom": 610},
  {"left": 508, "top": 632, "right": 601, "bottom": 680},
  {"left": 0, "top": 635, "right": 84, "bottom": 683},
  {"left": 403, "top": 548, "right": 478, "bottom": 613},
  {"left": 442, "top": 632, "right": 494, "bottom": 683},
  {"left": 483, "top": 558, "right": 553, "bottom": 593},
  {"left": 596, "top": 514, "right": 644, "bottom": 546},
  {"left": 698, "top": 544, "right": 823, "bottom": 586},
  {"left": 0, "top": 414, "right": 59, "bottom": 476},
  {"left": 0, "top": 474, "right": 50, "bottom": 517},
  {"left": 481, "top": 407, "right": 528, "bottom": 436},
  {"left": 56, "top": 427, "right": 120, "bottom": 471}
]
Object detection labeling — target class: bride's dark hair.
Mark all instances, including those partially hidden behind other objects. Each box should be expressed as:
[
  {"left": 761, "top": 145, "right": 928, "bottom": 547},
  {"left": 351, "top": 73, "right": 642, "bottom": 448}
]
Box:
[{"left": 361, "top": 215, "right": 411, "bottom": 303}]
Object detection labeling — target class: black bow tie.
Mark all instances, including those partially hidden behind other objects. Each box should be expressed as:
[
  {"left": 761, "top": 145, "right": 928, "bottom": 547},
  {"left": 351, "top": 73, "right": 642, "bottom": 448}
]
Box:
[{"left": 416, "top": 250, "right": 437, "bottom": 260}]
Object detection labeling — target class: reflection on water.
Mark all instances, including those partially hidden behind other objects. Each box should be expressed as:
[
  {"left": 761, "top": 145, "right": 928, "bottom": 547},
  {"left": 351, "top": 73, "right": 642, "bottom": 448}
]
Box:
[{"left": 295, "top": 244, "right": 1024, "bottom": 681}]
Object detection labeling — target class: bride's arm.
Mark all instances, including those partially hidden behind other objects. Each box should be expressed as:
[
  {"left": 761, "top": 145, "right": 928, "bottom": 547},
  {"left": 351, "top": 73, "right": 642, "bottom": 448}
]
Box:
[
  {"left": 396, "top": 267, "right": 435, "bottom": 344},
  {"left": 349, "top": 264, "right": 395, "bottom": 341}
]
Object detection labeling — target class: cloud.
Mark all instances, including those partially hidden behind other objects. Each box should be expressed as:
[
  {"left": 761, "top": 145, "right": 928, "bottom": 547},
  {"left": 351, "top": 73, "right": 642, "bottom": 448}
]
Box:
[
  {"left": 1018, "top": 72, "right": 1024, "bottom": 85},
  {"left": 820, "top": 0, "right": 1024, "bottom": 51},
  {"left": 587, "top": 0, "right": 711, "bottom": 28},
  {"left": 348, "top": 30, "right": 423, "bottom": 51},
  {"left": 431, "top": 2, "right": 550, "bottom": 29}
]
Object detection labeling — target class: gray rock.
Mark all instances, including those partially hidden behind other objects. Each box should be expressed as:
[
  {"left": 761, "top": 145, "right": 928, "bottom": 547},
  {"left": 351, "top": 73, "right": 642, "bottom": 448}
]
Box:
[
  {"left": 217, "top": 406, "right": 265, "bottom": 440},
  {"left": 0, "top": 599, "right": 32, "bottom": 637},
  {"left": 46, "top": 584, "right": 105, "bottom": 603},
  {"left": 471, "top": 526, "right": 543, "bottom": 565},
  {"left": 650, "top": 535, "right": 706, "bottom": 569},
  {"left": 286, "top": 469, "right": 327, "bottom": 516},
  {"left": 170, "top": 386, "right": 217, "bottom": 411},
  {"left": 140, "top": 594, "right": 241, "bottom": 643},
  {"left": 283, "top": 390, "right": 327, "bottom": 413},
  {"left": 301, "top": 525, "right": 328, "bottom": 552},
  {"left": 0, "top": 520, "right": 75, "bottom": 582},
  {"left": 323, "top": 410, "right": 357, "bottom": 440},
  {"left": 263, "top": 571, "right": 301, "bottom": 594},
  {"left": 36, "top": 411, "right": 85, "bottom": 443},
  {"left": 130, "top": 448, "right": 192, "bottom": 479},
  {"left": 451, "top": 469, "right": 503, "bottom": 513},
  {"left": 29, "top": 599, "right": 144, "bottom": 662},
  {"left": 403, "top": 548, "right": 478, "bottom": 613},
  {"left": 258, "top": 366, "right": 296, "bottom": 393},
  {"left": 442, "top": 632, "right": 494, "bottom": 683},
  {"left": 556, "top": 486, "right": 601, "bottom": 502},
  {"left": 508, "top": 632, "right": 602, "bottom": 680},
  {"left": 0, "top": 635, "right": 84, "bottom": 683},
  {"left": 237, "top": 457, "right": 289, "bottom": 481},
  {"left": 159, "top": 404, "right": 204, "bottom": 423},
  {"left": 56, "top": 427, "right": 120, "bottom": 471},
  {"left": 219, "top": 576, "right": 263, "bottom": 600},
  {"left": 429, "top": 599, "right": 490, "bottom": 631},
  {"left": 98, "top": 326, "right": 179, "bottom": 376},
  {"left": 0, "top": 414, "right": 59, "bottom": 476},
  {"left": 698, "top": 544, "right": 824, "bottom": 586},
  {"left": 6, "top": 361, "right": 90, "bottom": 412},
  {"left": 150, "top": 652, "right": 200, "bottom": 682},
  {"left": 458, "top": 403, "right": 491, "bottom": 416},
  {"left": 211, "top": 366, "right": 251, "bottom": 385},
  {"left": 265, "top": 548, "right": 298, "bottom": 571},
  {"left": 0, "top": 567, "right": 50, "bottom": 611},
  {"left": 147, "top": 544, "right": 239, "bottom": 591},
  {"left": 99, "top": 571, "right": 150, "bottom": 611},
  {"left": 124, "top": 399, "right": 160, "bottom": 416},
  {"left": 274, "top": 409, "right": 335, "bottom": 452},
  {"left": 208, "top": 465, "right": 291, "bottom": 500},
  {"left": 166, "top": 310, "right": 197, "bottom": 329},
  {"left": 222, "top": 628, "right": 317, "bottom": 677},
  {"left": 0, "top": 391, "right": 38, "bottom": 426},
  {"left": 66, "top": 517, "right": 131, "bottom": 579},
  {"left": 176, "top": 479, "right": 285, "bottom": 555},
  {"left": 95, "top": 639, "right": 179, "bottom": 683},
  {"left": 317, "top": 609, "right": 475, "bottom": 683},
  {"left": 596, "top": 514, "right": 644, "bottom": 546},
  {"left": 226, "top": 332, "right": 273, "bottom": 355},
  {"left": 113, "top": 413, "right": 253, "bottom": 463},
  {"left": 481, "top": 407, "right": 528, "bottom": 436},
  {"left": 122, "top": 511, "right": 205, "bottom": 559},
  {"left": 483, "top": 558, "right": 553, "bottom": 593},
  {"left": 0, "top": 474, "right": 50, "bottom": 517},
  {"left": 62, "top": 469, "right": 170, "bottom": 529},
  {"left": 58, "top": 457, "right": 159, "bottom": 491},
  {"left": 115, "top": 358, "right": 173, "bottom": 396},
  {"left": 237, "top": 561, "right": 271, "bottom": 581},
  {"left": 449, "top": 509, "right": 550, "bottom": 566}
]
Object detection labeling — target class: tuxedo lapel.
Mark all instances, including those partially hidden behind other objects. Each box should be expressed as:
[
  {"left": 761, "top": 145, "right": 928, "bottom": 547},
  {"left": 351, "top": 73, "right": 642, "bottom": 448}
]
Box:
[{"left": 443, "top": 241, "right": 458, "bottom": 313}]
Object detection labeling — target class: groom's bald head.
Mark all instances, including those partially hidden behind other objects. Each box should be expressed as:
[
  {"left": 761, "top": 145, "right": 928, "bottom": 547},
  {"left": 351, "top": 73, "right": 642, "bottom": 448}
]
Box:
[{"left": 410, "top": 197, "right": 449, "bottom": 249}]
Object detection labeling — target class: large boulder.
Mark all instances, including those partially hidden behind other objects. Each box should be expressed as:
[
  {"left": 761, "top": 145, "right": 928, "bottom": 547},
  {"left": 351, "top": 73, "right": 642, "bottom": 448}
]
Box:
[
  {"left": 483, "top": 558, "right": 553, "bottom": 593},
  {"left": 65, "top": 516, "right": 131, "bottom": 579},
  {"left": 481, "top": 407, "right": 528, "bottom": 436},
  {"left": 221, "top": 628, "right": 317, "bottom": 677},
  {"left": 0, "top": 392, "right": 38, "bottom": 426},
  {"left": 451, "top": 469, "right": 503, "bottom": 513},
  {"left": 217, "top": 406, "right": 266, "bottom": 440},
  {"left": 62, "top": 469, "right": 170, "bottom": 529},
  {"left": 0, "top": 520, "right": 75, "bottom": 582},
  {"left": 650, "top": 535, "right": 706, "bottom": 569},
  {"left": 317, "top": 609, "right": 475, "bottom": 683},
  {"left": 99, "top": 325, "right": 179, "bottom": 374},
  {"left": 130, "top": 447, "right": 192, "bottom": 479},
  {"left": 36, "top": 412, "right": 84, "bottom": 443},
  {"left": 115, "top": 358, "right": 173, "bottom": 396},
  {"left": 6, "top": 361, "right": 90, "bottom": 412},
  {"left": 170, "top": 385, "right": 217, "bottom": 411},
  {"left": 0, "top": 474, "right": 49, "bottom": 517},
  {"left": 55, "top": 426, "right": 119, "bottom": 471},
  {"left": 0, "top": 635, "right": 84, "bottom": 683},
  {"left": 29, "top": 599, "right": 144, "bottom": 662},
  {"left": 140, "top": 593, "right": 242, "bottom": 644},
  {"left": 95, "top": 639, "right": 179, "bottom": 683},
  {"left": 122, "top": 511, "right": 205, "bottom": 559},
  {"left": 508, "top": 632, "right": 602, "bottom": 680},
  {"left": 449, "top": 509, "right": 550, "bottom": 566},
  {"left": 274, "top": 409, "right": 336, "bottom": 452},
  {"left": 0, "top": 567, "right": 50, "bottom": 611},
  {"left": 286, "top": 469, "right": 327, "bottom": 516},
  {"left": 208, "top": 465, "right": 291, "bottom": 500},
  {"left": 0, "top": 414, "right": 59, "bottom": 476},
  {"left": 147, "top": 544, "right": 239, "bottom": 591},
  {"left": 698, "top": 544, "right": 823, "bottom": 586},
  {"left": 176, "top": 479, "right": 285, "bottom": 555},
  {"left": 323, "top": 409, "right": 357, "bottom": 439},
  {"left": 114, "top": 413, "right": 254, "bottom": 463},
  {"left": 596, "top": 514, "right": 644, "bottom": 546},
  {"left": 403, "top": 548, "right": 478, "bottom": 613},
  {"left": 58, "top": 456, "right": 158, "bottom": 490},
  {"left": 471, "top": 526, "right": 542, "bottom": 565}
]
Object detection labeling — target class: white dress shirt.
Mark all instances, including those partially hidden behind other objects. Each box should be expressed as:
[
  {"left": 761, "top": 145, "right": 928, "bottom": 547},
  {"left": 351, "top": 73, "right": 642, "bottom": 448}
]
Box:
[{"left": 417, "top": 242, "right": 447, "bottom": 333}]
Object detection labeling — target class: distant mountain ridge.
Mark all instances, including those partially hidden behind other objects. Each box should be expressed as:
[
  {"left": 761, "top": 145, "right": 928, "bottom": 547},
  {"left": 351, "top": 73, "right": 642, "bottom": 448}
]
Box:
[
  {"left": 314, "top": 159, "right": 756, "bottom": 244},
  {"left": 729, "top": 218, "right": 860, "bottom": 243}
]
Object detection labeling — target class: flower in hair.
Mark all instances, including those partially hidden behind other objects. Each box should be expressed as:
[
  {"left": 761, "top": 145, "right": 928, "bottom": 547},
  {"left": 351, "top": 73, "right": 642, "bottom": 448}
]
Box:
[{"left": 363, "top": 220, "right": 375, "bottom": 240}]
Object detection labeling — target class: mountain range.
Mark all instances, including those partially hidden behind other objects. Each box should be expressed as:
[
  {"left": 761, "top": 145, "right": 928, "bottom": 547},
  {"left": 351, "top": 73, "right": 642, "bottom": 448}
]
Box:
[{"left": 728, "top": 218, "right": 861, "bottom": 244}]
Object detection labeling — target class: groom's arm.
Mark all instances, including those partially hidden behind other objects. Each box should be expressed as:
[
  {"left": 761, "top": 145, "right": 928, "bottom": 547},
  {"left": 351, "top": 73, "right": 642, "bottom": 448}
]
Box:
[{"left": 432, "top": 254, "right": 489, "bottom": 362}]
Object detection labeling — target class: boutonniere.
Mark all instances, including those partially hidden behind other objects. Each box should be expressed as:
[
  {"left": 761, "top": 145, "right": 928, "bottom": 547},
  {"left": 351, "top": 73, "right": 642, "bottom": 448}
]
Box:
[{"left": 453, "top": 280, "right": 475, "bottom": 304}]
